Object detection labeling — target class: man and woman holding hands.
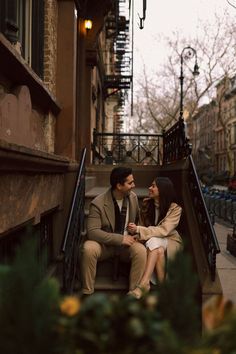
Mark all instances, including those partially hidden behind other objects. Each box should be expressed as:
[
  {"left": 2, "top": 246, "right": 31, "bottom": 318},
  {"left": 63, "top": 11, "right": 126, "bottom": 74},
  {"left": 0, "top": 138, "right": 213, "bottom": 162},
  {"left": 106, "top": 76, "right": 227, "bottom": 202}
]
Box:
[{"left": 81, "top": 166, "right": 183, "bottom": 299}]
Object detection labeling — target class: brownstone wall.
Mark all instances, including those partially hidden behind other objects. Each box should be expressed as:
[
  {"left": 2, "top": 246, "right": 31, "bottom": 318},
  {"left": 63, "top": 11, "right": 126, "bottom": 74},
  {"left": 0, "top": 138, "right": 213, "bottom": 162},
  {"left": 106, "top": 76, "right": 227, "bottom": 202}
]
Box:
[
  {"left": 42, "top": 0, "right": 58, "bottom": 154},
  {"left": 0, "top": 85, "right": 47, "bottom": 151},
  {"left": 0, "top": 172, "right": 64, "bottom": 235},
  {"left": 44, "top": 0, "right": 58, "bottom": 95}
]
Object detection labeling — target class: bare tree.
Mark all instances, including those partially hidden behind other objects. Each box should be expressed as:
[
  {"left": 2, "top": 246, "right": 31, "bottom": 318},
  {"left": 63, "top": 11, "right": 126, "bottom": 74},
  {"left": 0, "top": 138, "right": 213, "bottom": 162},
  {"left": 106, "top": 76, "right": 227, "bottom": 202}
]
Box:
[
  {"left": 133, "top": 54, "right": 180, "bottom": 133},
  {"left": 131, "top": 10, "right": 236, "bottom": 141}
]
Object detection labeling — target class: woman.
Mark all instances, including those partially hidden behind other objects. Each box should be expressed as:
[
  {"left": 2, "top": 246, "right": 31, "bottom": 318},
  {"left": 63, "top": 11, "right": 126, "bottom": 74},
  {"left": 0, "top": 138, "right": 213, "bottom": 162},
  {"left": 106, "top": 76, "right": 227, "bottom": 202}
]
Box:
[{"left": 127, "top": 176, "right": 183, "bottom": 299}]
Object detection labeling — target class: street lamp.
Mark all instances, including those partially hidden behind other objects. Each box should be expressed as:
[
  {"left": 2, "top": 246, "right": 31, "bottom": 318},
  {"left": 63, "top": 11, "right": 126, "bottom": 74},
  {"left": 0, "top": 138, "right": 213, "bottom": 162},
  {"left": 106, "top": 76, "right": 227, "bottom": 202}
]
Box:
[{"left": 179, "top": 46, "right": 199, "bottom": 120}]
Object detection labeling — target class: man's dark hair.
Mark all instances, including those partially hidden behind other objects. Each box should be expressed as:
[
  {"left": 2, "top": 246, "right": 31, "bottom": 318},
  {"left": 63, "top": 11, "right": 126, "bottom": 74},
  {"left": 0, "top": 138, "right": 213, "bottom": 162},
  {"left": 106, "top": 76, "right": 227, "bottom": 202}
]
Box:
[{"left": 110, "top": 166, "right": 133, "bottom": 189}]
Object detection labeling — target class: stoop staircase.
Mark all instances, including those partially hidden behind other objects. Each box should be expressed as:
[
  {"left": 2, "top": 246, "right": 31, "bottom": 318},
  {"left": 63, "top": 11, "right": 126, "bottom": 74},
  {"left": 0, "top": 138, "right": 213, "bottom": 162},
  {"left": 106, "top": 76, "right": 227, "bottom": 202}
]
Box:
[
  {"left": 60, "top": 121, "right": 222, "bottom": 322},
  {"left": 85, "top": 157, "right": 222, "bottom": 304},
  {"left": 84, "top": 161, "right": 222, "bottom": 304}
]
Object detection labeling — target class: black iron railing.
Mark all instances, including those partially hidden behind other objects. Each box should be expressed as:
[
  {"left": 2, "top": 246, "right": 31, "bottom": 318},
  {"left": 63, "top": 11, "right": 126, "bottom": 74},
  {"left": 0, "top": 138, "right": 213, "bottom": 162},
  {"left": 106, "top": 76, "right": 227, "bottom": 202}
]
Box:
[
  {"left": 92, "top": 119, "right": 190, "bottom": 165},
  {"left": 162, "top": 118, "right": 220, "bottom": 280},
  {"left": 163, "top": 118, "right": 191, "bottom": 164},
  {"left": 188, "top": 155, "right": 220, "bottom": 280},
  {"left": 92, "top": 130, "right": 163, "bottom": 165},
  {"left": 61, "top": 148, "right": 86, "bottom": 293}
]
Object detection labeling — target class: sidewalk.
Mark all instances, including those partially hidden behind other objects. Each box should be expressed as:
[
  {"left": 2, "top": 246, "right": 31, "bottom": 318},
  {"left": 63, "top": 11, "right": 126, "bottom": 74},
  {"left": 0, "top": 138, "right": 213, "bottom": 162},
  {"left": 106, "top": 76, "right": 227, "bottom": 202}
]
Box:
[{"left": 214, "top": 222, "right": 236, "bottom": 304}]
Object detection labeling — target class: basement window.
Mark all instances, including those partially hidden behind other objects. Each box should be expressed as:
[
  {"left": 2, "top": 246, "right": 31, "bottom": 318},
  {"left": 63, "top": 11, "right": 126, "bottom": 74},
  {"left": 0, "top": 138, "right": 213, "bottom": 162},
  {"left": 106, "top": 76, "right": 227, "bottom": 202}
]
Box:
[{"left": 0, "top": 0, "right": 44, "bottom": 79}]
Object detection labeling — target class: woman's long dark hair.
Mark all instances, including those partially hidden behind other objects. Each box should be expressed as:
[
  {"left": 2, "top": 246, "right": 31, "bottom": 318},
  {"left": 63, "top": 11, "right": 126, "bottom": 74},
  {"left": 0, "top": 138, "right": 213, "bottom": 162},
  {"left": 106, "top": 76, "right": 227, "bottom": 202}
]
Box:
[{"left": 141, "top": 177, "right": 177, "bottom": 226}]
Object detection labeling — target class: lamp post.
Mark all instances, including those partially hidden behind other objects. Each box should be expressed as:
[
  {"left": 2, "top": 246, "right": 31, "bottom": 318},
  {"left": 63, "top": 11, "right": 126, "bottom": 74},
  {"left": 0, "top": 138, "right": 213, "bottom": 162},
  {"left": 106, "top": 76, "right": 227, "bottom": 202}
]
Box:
[{"left": 179, "top": 46, "right": 199, "bottom": 120}]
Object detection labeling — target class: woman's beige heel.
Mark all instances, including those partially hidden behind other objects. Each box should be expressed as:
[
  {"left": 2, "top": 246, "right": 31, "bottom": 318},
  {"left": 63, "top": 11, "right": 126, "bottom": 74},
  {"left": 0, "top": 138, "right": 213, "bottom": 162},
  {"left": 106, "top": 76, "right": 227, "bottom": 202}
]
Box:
[{"left": 127, "top": 284, "right": 150, "bottom": 299}]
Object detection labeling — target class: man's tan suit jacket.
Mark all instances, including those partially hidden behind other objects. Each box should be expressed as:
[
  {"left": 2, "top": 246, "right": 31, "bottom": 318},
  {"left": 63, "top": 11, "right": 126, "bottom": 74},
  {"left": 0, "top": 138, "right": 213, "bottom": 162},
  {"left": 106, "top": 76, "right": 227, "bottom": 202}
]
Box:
[{"left": 87, "top": 188, "right": 139, "bottom": 246}]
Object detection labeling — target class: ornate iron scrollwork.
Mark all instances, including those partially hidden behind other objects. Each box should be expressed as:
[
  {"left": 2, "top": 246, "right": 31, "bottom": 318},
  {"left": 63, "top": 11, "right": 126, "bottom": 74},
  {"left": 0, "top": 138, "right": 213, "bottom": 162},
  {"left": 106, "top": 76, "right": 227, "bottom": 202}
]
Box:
[
  {"left": 92, "top": 130, "right": 162, "bottom": 165},
  {"left": 163, "top": 119, "right": 192, "bottom": 164}
]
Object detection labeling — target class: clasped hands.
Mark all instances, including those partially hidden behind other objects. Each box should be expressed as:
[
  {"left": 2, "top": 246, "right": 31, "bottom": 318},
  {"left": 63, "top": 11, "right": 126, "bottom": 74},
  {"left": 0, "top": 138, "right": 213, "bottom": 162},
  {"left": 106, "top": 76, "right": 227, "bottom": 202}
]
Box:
[
  {"left": 127, "top": 222, "right": 138, "bottom": 234},
  {"left": 121, "top": 223, "right": 138, "bottom": 246}
]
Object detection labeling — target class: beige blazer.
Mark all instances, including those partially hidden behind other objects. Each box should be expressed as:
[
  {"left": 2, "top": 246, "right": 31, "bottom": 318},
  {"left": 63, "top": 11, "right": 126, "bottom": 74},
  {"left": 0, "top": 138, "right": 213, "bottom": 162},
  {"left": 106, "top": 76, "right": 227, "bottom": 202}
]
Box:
[
  {"left": 138, "top": 202, "right": 183, "bottom": 259},
  {"left": 87, "top": 188, "right": 139, "bottom": 246}
]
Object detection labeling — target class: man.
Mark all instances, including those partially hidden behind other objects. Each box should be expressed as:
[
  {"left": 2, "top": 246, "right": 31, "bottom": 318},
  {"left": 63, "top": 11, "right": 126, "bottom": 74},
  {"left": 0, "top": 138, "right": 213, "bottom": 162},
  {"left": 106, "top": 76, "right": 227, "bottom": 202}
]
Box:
[{"left": 81, "top": 166, "right": 147, "bottom": 295}]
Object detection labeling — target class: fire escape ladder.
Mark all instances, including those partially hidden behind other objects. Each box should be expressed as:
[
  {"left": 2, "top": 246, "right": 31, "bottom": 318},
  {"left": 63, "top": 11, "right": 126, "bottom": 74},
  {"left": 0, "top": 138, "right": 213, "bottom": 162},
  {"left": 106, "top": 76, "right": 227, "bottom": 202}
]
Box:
[{"left": 103, "top": 0, "right": 133, "bottom": 130}]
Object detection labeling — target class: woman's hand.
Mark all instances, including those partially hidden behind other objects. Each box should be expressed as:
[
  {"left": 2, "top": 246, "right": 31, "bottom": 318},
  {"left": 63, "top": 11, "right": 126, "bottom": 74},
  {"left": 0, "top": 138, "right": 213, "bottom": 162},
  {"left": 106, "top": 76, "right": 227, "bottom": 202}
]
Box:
[
  {"left": 122, "top": 235, "right": 136, "bottom": 246},
  {"left": 127, "top": 222, "right": 137, "bottom": 234}
]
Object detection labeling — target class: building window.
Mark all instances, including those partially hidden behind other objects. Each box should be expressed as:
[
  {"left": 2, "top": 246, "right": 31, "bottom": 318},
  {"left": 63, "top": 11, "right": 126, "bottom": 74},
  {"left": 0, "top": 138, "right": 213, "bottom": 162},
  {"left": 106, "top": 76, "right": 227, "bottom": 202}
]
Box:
[
  {"left": 31, "top": 0, "right": 44, "bottom": 78},
  {"left": 0, "top": 226, "right": 28, "bottom": 264},
  {"left": 0, "top": 0, "right": 44, "bottom": 78},
  {"left": 17, "top": 0, "right": 32, "bottom": 65},
  {"left": 0, "top": 215, "right": 53, "bottom": 268}
]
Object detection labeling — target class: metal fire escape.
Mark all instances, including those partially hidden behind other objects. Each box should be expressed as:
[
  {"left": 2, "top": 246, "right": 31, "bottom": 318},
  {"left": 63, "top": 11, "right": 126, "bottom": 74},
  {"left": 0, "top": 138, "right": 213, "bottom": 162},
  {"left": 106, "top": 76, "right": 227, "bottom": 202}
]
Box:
[{"left": 103, "top": 0, "right": 133, "bottom": 132}]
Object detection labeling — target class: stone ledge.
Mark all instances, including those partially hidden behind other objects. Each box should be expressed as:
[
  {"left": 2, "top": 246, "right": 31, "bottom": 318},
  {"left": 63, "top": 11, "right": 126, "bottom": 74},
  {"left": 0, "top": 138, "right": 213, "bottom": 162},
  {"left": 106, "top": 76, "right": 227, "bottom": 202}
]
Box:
[{"left": 0, "top": 139, "right": 70, "bottom": 173}]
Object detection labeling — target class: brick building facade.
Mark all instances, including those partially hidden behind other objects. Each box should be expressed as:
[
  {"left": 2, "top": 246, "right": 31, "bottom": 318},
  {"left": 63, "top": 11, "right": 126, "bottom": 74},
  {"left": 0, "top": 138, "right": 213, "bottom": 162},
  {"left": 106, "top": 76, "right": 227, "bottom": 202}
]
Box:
[{"left": 0, "top": 0, "right": 130, "bottom": 263}]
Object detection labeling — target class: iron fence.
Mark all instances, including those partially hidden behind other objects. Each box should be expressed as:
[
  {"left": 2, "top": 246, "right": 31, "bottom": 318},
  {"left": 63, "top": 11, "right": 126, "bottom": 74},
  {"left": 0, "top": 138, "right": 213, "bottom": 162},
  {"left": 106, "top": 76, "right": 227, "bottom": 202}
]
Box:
[
  {"left": 92, "top": 130, "right": 163, "bottom": 165},
  {"left": 92, "top": 119, "right": 192, "bottom": 166}
]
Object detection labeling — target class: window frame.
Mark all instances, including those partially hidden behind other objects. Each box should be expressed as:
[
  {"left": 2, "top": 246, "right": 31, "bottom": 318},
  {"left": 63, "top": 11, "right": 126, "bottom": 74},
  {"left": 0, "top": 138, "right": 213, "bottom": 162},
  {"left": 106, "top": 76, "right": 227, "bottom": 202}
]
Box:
[{"left": 0, "top": 0, "right": 44, "bottom": 79}]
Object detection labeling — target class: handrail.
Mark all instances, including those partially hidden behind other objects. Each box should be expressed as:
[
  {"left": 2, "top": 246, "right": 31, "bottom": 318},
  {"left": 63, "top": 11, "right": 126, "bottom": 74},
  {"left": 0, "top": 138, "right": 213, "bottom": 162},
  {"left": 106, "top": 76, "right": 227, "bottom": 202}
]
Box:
[
  {"left": 188, "top": 155, "right": 220, "bottom": 280},
  {"left": 162, "top": 120, "right": 220, "bottom": 279},
  {"left": 163, "top": 118, "right": 191, "bottom": 164},
  {"left": 93, "top": 132, "right": 162, "bottom": 137},
  {"left": 61, "top": 147, "right": 86, "bottom": 293}
]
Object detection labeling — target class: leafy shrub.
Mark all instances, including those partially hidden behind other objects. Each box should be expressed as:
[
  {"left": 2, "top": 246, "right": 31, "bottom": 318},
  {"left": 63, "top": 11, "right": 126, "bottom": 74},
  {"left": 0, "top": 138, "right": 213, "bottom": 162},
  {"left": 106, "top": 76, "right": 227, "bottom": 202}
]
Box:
[{"left": 0, "top": 240, "right": 236, "bottom": 354}]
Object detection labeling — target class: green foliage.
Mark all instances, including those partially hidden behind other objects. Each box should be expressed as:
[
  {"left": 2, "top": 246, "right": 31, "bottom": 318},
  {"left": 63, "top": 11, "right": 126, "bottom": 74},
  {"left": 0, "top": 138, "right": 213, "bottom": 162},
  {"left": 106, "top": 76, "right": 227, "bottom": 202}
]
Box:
[
  {"left": 0, "top": 239, "right": 61, "bottom": 354},
  {"left": 74, "top": 251, "right": 200, "bottom": 354},
  {"left": 158, "top": 251, "right": 200, "bottom": 343},
  {"left": 0, "top": 240, "right": 236, "bottom": 354},
  {"left": 76, "top": 293, "right": 182, "bottom": 354}
]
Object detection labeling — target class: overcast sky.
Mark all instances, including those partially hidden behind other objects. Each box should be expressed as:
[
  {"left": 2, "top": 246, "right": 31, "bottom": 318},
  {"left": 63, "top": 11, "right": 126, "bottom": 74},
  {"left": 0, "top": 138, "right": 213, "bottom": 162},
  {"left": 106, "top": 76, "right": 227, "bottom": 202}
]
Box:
[{"left": 133, "top": 0, "right": 234, "bottom": 76}]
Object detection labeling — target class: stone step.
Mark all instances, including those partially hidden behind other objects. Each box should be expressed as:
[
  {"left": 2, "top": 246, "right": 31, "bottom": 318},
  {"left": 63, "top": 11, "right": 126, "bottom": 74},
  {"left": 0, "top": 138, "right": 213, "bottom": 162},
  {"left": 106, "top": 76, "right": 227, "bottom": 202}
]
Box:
[
  {"left": 85, "top": 187, "right": 148, "bottom": 210},
  {"left": 85, "top": 164, "right": 159, "bottom": 188},
  {"left": 85, "top": 176, "right": 96, "bottom": 192},
  {"left": 86, "top": 186, "right": 148, "bottom": 198},
  {"left": 94, "top": 276, "right": 128, "bottom": 291}
]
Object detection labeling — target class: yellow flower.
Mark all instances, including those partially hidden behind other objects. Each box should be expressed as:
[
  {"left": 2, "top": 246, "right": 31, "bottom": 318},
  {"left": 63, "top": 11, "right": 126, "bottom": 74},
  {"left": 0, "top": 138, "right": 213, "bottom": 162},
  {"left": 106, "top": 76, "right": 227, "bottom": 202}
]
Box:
[
  {"left": 145, "top": 294, "right": 158, "bottom": 310},
  {"left": 60, "top": 296, "right": 81, "bottom": 316}
]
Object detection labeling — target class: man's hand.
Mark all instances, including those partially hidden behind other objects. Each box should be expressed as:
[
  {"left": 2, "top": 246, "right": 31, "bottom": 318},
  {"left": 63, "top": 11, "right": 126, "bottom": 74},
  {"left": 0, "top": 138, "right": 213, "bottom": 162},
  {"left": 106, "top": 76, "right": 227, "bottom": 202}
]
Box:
[
  {"left": 122, "top": 235, "right": 136, "bottom": 246},
  {"left": 127, "top": 222, "right": 137, "bottom": 234}
]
